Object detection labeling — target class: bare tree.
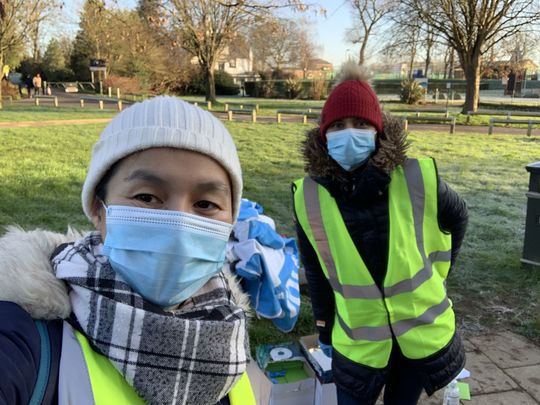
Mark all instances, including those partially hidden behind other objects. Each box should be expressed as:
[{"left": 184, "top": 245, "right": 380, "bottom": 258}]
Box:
[
  {"left": 250, "top": 18, "right": 299, "bottom": 71},
  {"left": 380, "top": 7, "right": 423, "bottom": 79},
  {"left": 161, "top": 0, "right": 306, "bottom": 102},
  {"left": 405, "top": 0, "right": 540, "bottom": 112},
  {"left": 26, "top": 0, "right": 63, "bottom": 62},
  {"left": 347, "top": 0, "right": 397, "bottom": 65},
  {"left": 295, "top": 18, "right": 320, "bottom": 78}
]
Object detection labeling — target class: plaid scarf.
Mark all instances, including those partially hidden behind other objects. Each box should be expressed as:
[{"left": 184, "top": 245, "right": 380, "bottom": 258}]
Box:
[{"left": 52, "top": 232, "right": 248, "bottom": 405}]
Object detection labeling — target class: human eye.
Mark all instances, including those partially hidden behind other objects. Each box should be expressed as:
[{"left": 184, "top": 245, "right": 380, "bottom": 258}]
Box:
[
  {"left": 194, "top": 200, "right": 219, "bottom": 211},
  {"left": 327, "top": 121, "right": 344, "bottom": 132},
  {"left": 133, "top": 193, "right": 162, "bottom": 205}
]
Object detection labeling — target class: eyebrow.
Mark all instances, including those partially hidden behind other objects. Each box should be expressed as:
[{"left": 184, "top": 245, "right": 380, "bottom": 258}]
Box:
[
  {"left": 124, "top": 170, "right": 230, "bottom": 195},
  {"left": 124, "top": 170, "right": 168, "bottom": 187},
  {"left": 196, "top": 181, "right": 231, "bottom": 196}
]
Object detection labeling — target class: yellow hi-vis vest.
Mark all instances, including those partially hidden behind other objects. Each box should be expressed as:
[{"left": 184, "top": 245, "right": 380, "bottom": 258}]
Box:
[
  {"left": 293, "top": 158, "right": 455, "bottom": 369},
  {"left": 70, "top": 328, "right": 256, "bottom": 405}
]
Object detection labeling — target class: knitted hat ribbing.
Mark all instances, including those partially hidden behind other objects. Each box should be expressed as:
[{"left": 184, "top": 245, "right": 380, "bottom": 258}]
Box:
[
  {"left": 81, "top": 96, "right": 243, "bottom": 220},
  {"left": 320, "top": 63, "right": 383, "bottom": 137}
]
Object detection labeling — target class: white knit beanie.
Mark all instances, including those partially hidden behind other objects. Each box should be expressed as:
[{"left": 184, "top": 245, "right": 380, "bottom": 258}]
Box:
[{"left": 81, "top": 96, "right": 243, "bottom": 220}]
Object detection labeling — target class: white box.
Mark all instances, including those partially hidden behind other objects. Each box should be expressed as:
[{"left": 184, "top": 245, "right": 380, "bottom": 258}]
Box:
[
  {"left": 247, "top": 358, "right": 315, "bottom": 405},
  {"left": 299, "top": 334, "right": 337, "bottom": 405},
  {"left": 315, "top": 378, "right": 337, "bottom": 405}
]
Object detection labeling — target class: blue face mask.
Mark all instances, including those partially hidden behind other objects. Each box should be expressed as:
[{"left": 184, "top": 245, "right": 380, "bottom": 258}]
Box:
[
  {"left": 327, "top": 128, "right": 377, "bottom": 171},
  {"left": 101, "top": 205, "right": 233, "bottom": 307}
]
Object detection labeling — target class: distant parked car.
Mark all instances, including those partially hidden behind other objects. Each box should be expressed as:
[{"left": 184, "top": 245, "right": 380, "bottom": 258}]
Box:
[{"left": 64, "top": 83, "right": 79, "bottom": 93}]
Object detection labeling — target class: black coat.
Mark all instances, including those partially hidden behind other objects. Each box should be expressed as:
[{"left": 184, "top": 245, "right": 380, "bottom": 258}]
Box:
[{"left": 293, "top": 116, "right": 468, "bottom": 398}]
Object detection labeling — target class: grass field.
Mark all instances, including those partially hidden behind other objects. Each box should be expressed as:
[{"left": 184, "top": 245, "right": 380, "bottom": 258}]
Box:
[{"left": 0, "top": 115, "right": 539, "bottom": 348}]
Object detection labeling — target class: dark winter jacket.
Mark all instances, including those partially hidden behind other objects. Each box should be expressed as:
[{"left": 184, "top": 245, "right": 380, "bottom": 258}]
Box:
[{"left": 293, "top": 113, "right": 468, "bottom": 398}]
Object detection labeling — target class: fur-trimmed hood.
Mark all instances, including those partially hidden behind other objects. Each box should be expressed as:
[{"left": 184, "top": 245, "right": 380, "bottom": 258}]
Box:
[
  {"left": 302, "top": 112, "right": 409, "bottom": 182},
  {"left": 0, "top": 226, "right": 251, "bottom": 320}
]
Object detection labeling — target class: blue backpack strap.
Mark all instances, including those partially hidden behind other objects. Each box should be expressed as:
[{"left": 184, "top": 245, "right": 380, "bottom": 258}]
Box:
[{"left": 29, "top": 320, "right": 51, "bottom": 405}]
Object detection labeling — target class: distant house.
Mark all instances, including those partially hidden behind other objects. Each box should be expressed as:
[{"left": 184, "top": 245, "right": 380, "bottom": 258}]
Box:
[
  {"left": 287, "top": 58, "right": 334, "bottom": 80},
  {"left": 191, "top": 40, "right": 259, "bottom": 86}
]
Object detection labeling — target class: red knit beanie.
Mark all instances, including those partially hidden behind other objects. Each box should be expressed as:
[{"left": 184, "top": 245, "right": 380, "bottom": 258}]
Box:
[{"left": 320, "top": 64, "right": 383, "bottom": 138}]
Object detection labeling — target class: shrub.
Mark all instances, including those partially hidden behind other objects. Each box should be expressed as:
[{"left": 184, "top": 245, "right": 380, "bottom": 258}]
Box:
[
  {"left": 186, "top": 69, "right": 239, "bottom": 96},
  {"left": 400, "top": 79, "right": 425, "bottom": 104},
  {"left": 310, "top": 78, "right": 327, "bottom": 100},
  {"left": 285, "top": 78, "right": 303, "bottom": 99},
  {"left": 258, "top": 81, "right": 275, "bottom": 98},
  {"left": 214, "top": 70, "right": 239, "bottom": 96},
  {"left": 103, "top": 75, "right": 142, "bottom": 95}
]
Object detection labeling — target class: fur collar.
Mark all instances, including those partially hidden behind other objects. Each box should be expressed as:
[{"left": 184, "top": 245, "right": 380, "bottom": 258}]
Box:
[
  {"left": 0, "top": 226, "right": 251, "bottom": 320},
  {"left": 301, "top": 112, "right": 409, "bottom": 182}
]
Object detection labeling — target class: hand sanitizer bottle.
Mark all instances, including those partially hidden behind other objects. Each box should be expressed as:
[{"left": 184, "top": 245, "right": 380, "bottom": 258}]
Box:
[{"left": 443, "top": 379, "right": 460, "bottom": 405}]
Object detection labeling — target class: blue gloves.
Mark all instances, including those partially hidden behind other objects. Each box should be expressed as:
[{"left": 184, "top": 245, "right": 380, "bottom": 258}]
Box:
[{"left": 318, "top": 340, "right": 333, "bottom": 358}]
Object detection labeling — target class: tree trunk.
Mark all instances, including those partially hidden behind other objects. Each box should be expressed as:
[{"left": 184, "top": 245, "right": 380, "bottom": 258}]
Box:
[
  {"left": 359, "top": 38, "right": 368, "bottom": 65},
  {"left": 408, "top": 49, "right": 416, "bottom": 79},
  {"left": 204, "top": 66, "right": 216, "bottom": 103},
  {"left": 424, "top": 51, "right": 431, "bottom": 78},
  {"left": 462, "top": 56, "right": 481, "bottom": 113},
  {"left": 449, "top": 50, "right": 455, "bottom": 79}
]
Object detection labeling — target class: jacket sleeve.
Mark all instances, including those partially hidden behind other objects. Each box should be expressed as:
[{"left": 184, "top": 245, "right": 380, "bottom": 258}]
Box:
[
  {"left": 0, "top": 301, "right": 41, "bottom": 405},
  {"left": 295, "top": 220, "right": 336, "bottom": 345},
  {"left": 437, "top": 178, "right": 468, "bottom": 269}
]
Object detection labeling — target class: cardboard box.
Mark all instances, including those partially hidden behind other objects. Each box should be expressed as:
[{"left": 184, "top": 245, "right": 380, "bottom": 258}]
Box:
[
  {"left": 249, "top": 344, "right": 316, "bottom": 405},
  {"left": 299, "top": 334, "right": 337, "bottom": 405}
]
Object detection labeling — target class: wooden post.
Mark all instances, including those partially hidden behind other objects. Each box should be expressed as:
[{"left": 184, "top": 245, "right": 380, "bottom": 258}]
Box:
[
  {"left": 116, "top": 88, "right": 121, "bottom": 98},
  {"left": 207, "top": 101, "right": 212, "bottom": 110},
  {"left": 99, "top": 100, "right": 104, "bottom": 110},
  {"left": 302, "top": 114, "right": 308, "bottom": 124},
  {"left": 277, "top": 113, "right": 282, "bottom": 123},
  {"left": 224, "top": 103, "right": 229, "bottom": 112},
  {"left": 450, "top": 118, "right": 456, "bottom": 135},
  {"left": 415, "top": 111, "right": 420, "bottom": 117},
  {"left": 255, "top": 104, "right": 259, "bottom": 112},
  {"left": 251, "top": 110, "right": 257, "bottom": 123},
  {"left": 108, "top": 87, "right": 112, "bottom": 97},
  {"left": 488, "top": 119, "right": 494, "bottom": 135},
  {"left": 403, "top": 118, "right": 409, "bottom": 131},
  {"left": 80, "top": 99, "right": 85, "bottom": 108},
  {"left": 54, "top": 97, "right": 58, "bottom": 107},
  {"left": 435, "top": 88, "right": 439, "bottom": 104},
  {"left": 35, "top": 98, "right": 39, "bottom": 106},
  {"left": 227, "top": 111, "right": 233, "bottom": 121},
  {"left": 444, "top": 110, "right": 449, "bottom": 118},
  {"left": 239, "top": 104, "right": 243, "bottom": 109},
  {"left": 527, "top": 121, "right": 533, "bottom": 137},
  {"left": 118, "top": 100, "right": 123, "bottom": 111},
  {"left": 466, "top": 112, "right": 471, "bottom": 124}
]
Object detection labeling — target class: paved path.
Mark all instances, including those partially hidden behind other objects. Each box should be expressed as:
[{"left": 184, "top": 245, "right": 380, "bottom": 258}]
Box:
[
  {"left": 418, "top": 331, "right": 540, "bottom": 404},
  {"left": 373, "top": 331, "right": 540, "bottom": 404},
  {"left": 5, "top": 93, "right": 540, "bottom": 135},
  {"left": 2, "top": 114, "right": 540, "bottom": 136}
]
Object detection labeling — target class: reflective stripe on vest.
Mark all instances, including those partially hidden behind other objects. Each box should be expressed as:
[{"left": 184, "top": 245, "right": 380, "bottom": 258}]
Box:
[
  {"left": 59, "top": 322, "right": 255, "bottom": 405},
  {"left": 293, "top": 158, "right": 454, "bottom": 368}
]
